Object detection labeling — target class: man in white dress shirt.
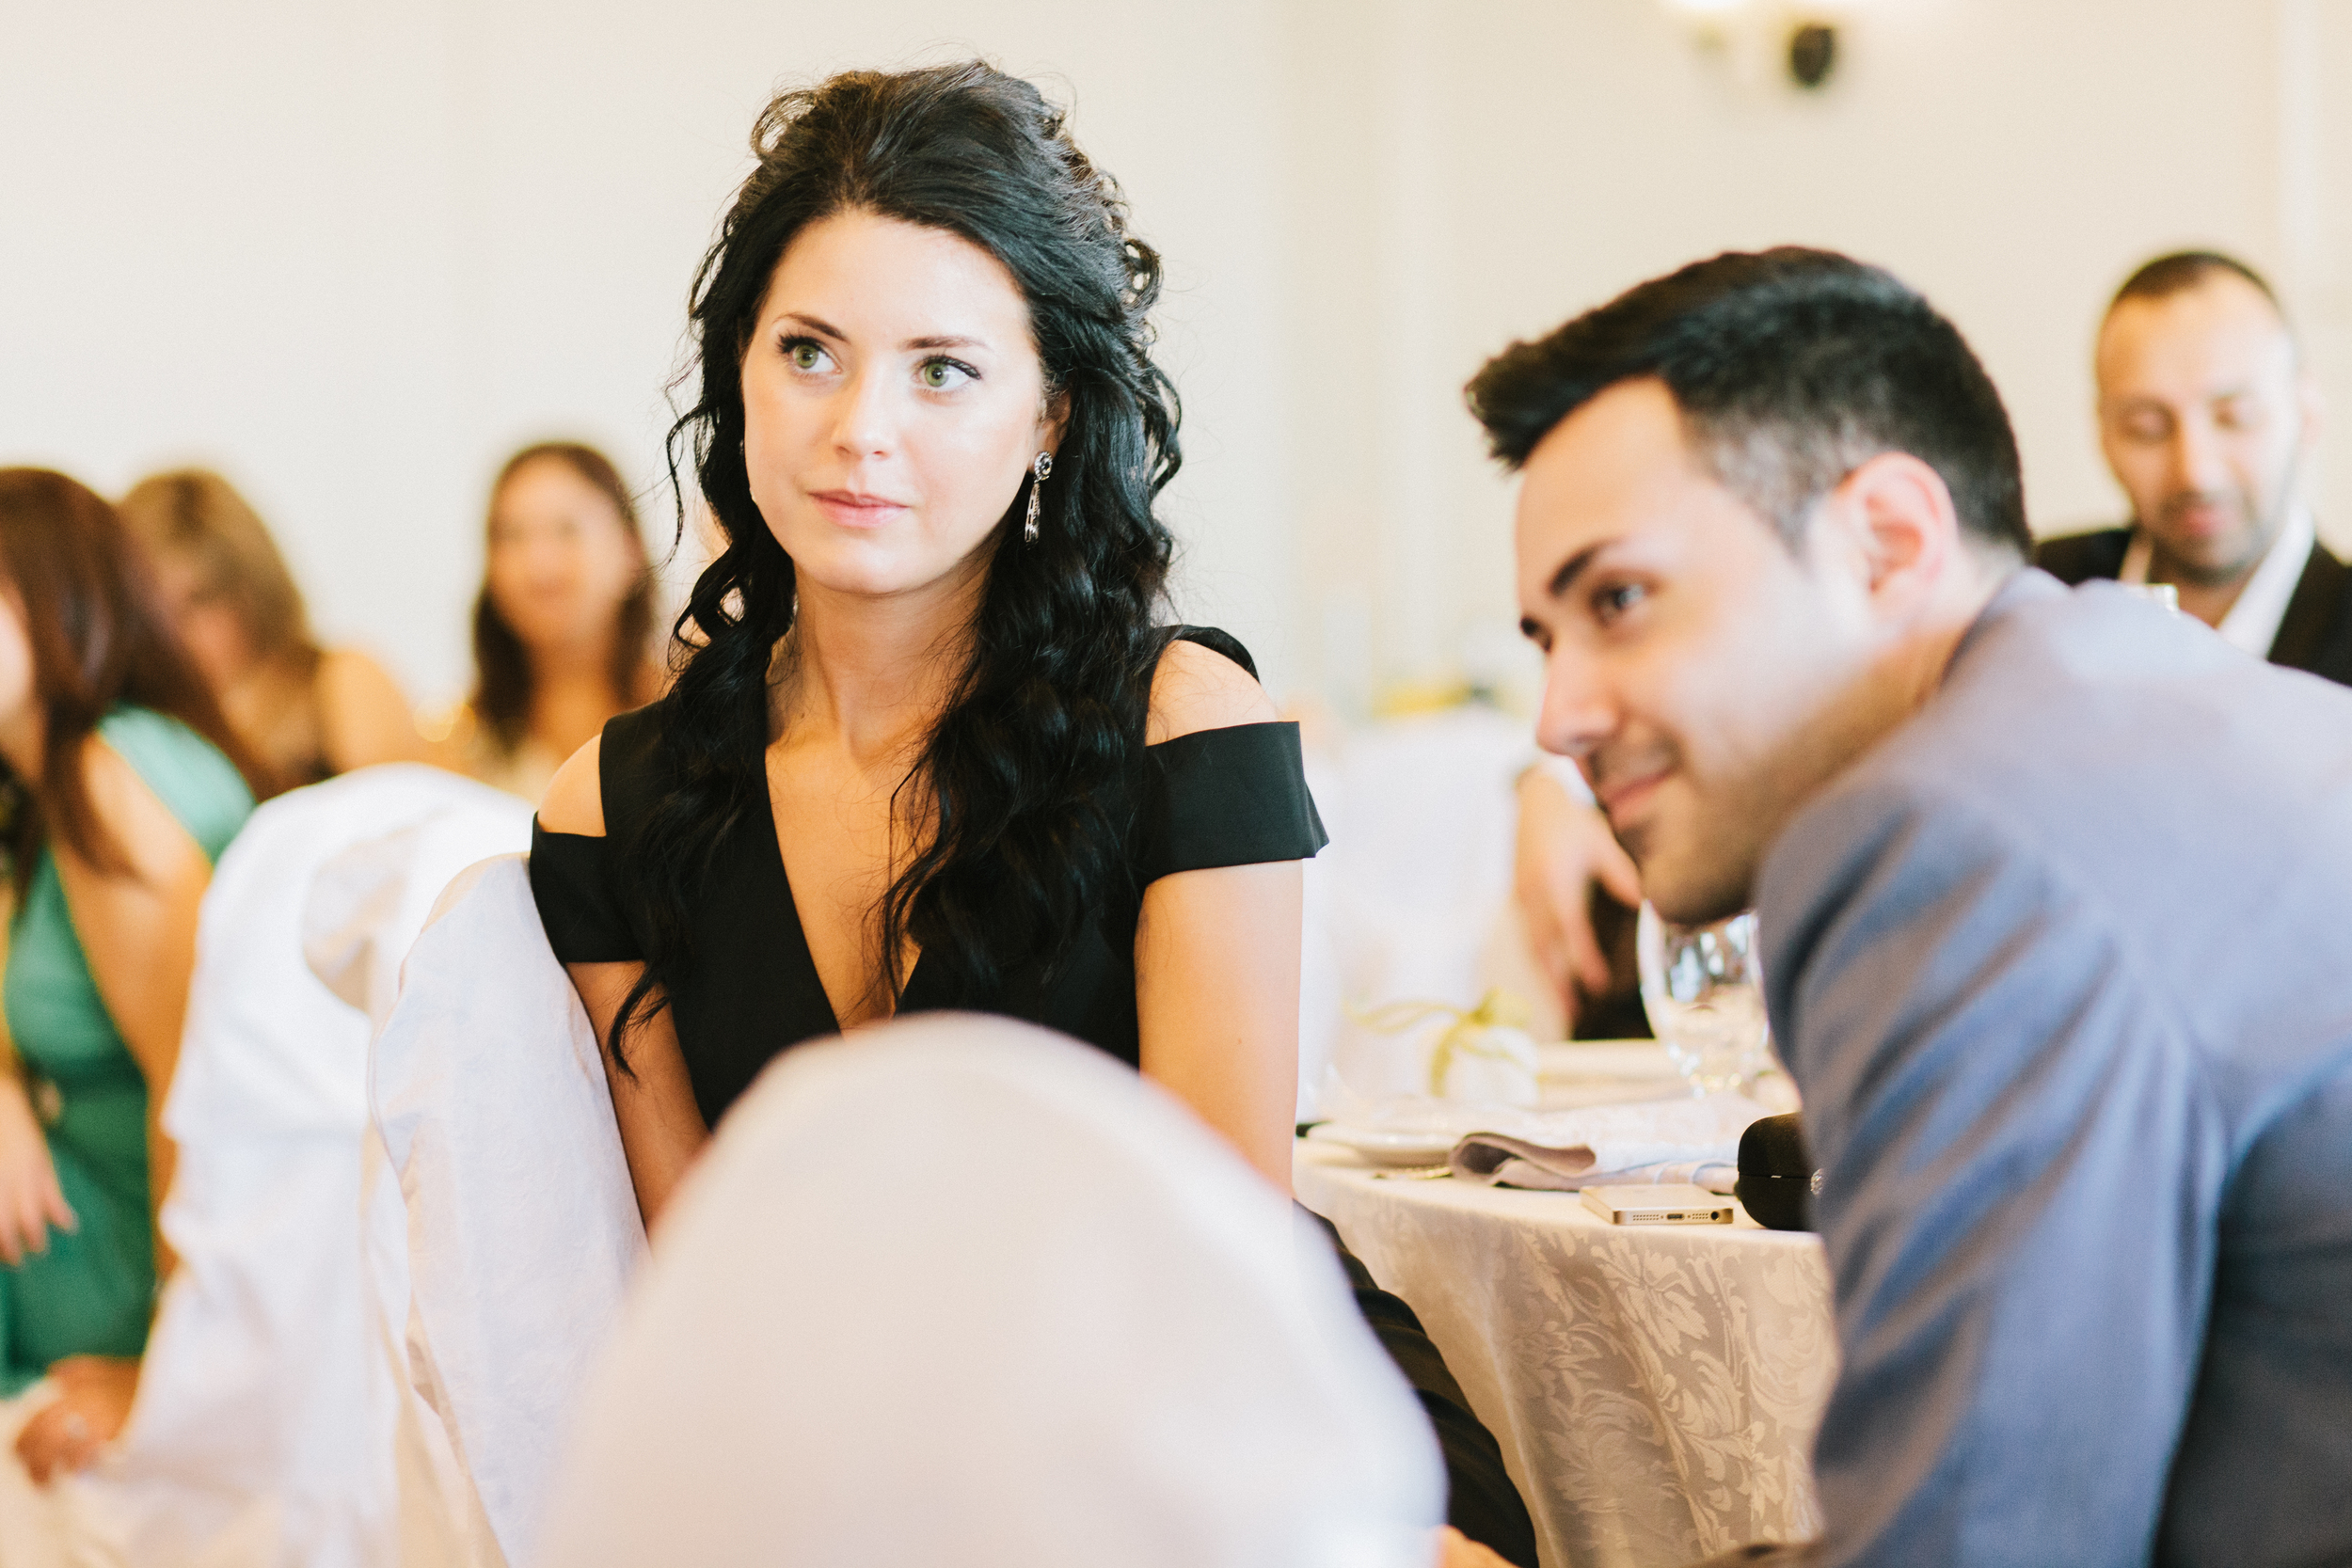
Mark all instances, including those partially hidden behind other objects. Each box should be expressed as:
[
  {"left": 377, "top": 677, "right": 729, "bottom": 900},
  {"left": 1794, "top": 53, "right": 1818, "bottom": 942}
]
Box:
[{"left": 2036, "top": 250, "right": 2346, "bottom": 679}]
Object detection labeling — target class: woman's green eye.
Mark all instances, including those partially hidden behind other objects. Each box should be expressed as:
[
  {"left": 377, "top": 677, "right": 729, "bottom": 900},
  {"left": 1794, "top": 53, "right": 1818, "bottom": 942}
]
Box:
[
  {"left": 919, "top": 358, "right": 974, "bottom": 390},
  {"left": 789, "top": 342, "right": 822, "bottom": 371}
]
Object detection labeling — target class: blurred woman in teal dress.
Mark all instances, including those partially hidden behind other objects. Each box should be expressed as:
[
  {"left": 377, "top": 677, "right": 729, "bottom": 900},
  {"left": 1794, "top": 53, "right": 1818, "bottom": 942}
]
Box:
[{"left": 0, "top": 470, "right": 265, "bottom": 1488}]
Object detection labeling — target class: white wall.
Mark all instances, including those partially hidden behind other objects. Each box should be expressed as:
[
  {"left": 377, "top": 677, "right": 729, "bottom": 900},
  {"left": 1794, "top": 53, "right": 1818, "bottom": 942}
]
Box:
[
  {"left": 0, "top": 0, "right": 1294, "bottom": 701},
  {"left": 1276, "top": 0, "right": 2350, "bottom": 706},
  {"left": 3, "top": 0, "right": 2344, "bottom": 708}
]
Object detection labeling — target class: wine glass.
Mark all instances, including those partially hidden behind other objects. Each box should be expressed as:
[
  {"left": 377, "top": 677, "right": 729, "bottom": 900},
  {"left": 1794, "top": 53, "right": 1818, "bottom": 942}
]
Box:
[{"left": 1636, "top": 903, "right": 1772, "bottom": 1096}]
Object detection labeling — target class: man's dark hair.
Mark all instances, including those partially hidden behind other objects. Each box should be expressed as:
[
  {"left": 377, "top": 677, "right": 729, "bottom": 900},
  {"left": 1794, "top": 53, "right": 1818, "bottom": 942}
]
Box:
[
  {"left": 1465, "top": 247, "right": 2031, "bottom": 556},
  {"left": 2109, "top": 249, "right": 2281, "bottom": 315}
]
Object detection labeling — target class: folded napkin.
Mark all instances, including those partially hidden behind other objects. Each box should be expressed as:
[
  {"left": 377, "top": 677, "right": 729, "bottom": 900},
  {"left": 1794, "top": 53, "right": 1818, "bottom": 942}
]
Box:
[{"left": 1447, "top": 1094, "right": 1767, "bottom": 1192}]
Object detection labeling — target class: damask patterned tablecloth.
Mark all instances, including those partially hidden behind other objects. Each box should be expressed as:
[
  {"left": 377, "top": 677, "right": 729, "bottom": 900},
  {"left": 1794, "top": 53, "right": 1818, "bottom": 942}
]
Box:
[{"left": 1295, "top": 1140, "right": 1836, "bottom": 1568}]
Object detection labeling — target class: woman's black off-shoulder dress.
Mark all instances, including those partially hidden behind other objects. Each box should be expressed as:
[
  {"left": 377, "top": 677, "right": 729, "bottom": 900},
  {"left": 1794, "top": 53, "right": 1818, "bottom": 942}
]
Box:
[
  {"left": 526, "top": 627, "right": 1324, "bottom": 1119},
  {"left": 522, "top": 625, "right": 1538, "bottom": 1567}
]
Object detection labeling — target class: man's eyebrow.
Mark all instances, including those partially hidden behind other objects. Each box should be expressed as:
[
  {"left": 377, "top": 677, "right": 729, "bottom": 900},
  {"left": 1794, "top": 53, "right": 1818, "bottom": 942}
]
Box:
[{"left": 1548, "top": 543, "right": 1606, "bottom": 601}]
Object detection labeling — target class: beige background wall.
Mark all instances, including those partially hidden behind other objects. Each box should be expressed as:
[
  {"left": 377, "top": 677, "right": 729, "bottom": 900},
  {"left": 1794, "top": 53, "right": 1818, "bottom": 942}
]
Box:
[{"left": 4, "top": 0, "right": 2344, "bottom": 709}]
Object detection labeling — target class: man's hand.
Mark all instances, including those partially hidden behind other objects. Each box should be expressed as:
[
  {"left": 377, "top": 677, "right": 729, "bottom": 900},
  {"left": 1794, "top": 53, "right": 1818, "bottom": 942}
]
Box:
[
  {"left": 1514, "top": 764, "right": 1642, "bottom": 1026},
  {"left": 1435, "top": 1525, "right": 1520, "bottom": 1568},
  {"left": 0, "top": 1072, "right": 74, "bottom": 1267},
  {"left": 14, "top": 1356, "right": 138, "bottom": 1484}
]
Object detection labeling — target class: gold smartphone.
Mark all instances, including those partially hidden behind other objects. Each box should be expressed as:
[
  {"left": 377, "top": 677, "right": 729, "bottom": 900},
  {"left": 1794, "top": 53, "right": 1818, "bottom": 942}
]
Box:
[{"left": 1581, "top": 1183, "right": 1735, "bottom": 1225}]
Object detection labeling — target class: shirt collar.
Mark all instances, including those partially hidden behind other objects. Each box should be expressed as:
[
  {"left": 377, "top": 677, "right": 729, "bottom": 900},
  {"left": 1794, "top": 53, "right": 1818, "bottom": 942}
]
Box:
[{"left": 2117, "top": 506, "right": 2315, "bottom": 657}]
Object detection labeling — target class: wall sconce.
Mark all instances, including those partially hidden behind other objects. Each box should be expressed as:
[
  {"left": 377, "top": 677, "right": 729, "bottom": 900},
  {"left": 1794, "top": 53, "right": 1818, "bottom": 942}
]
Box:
[
  {"left": 1661, "top": 0, "right": 1845, "bottom": 92},
  {"left": 1787, "top": 22, "right": 1836, "bottom": 88}
]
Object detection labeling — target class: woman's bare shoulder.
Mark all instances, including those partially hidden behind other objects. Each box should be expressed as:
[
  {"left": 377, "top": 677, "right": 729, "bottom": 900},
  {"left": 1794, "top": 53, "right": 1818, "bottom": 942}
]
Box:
[
  {"left": 1145, "top": 635, "right": 1278, "bottom": 746},
  {"left": 538, "top": 736, "right": 606, "bottom": 836},
  {"left": 72, "top": 733, "right": 209, "bottom": 881},
  {"left": 314, "top": 645, "right": 405, "bottom": 698},
  {"left": 315, "top": 646, "right": 429, "bottom": 768}
]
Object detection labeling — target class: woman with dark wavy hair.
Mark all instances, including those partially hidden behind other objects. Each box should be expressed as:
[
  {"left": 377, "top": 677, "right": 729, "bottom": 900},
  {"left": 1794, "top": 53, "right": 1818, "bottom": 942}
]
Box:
[
  {"left": 528, "top": 61, "right": 1321, "bottom": 1215},
  {"left": 0, "top": 470, "right": 266, "bottom": 1497}
]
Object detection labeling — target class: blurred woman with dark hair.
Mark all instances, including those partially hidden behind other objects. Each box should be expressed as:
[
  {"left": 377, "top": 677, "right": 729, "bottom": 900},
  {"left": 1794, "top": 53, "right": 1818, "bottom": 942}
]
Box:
[
  {"left": 117, "top": 469, "right": 427, "bottom": 790},
  {"left": 434, "top": 443, "right": 662, "bottom": 802},
  {"left": 0, "top": 470, "right": 268, "bottom": 1493}
]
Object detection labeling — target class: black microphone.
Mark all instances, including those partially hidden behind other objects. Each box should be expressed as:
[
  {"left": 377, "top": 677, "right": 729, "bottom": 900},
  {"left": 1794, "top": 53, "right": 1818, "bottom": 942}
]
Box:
[{"left": 1736, "top": 1113, "right": 1819, "bottom": 1232}]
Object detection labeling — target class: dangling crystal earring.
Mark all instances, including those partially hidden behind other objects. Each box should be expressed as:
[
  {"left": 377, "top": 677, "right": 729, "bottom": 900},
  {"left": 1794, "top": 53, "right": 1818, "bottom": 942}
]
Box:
[{"left": 1023, "top": 451, "right": 1054, "bottom": 544}]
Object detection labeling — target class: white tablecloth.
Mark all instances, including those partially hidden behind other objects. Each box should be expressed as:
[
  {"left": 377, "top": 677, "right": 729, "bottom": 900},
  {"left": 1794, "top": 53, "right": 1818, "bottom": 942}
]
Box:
[{"left": 1295, "top": 1140, "right": 1836, "bottom": 1568}]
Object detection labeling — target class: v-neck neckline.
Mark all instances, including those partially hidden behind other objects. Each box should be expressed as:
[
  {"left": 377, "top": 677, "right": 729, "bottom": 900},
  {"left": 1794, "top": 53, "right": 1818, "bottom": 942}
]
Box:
[
  {"left": 755, "top": 757, "right": 933, "bottom": 1036},
  {"left": 749, "top": 677, "right": 1218, "bottom": 1034}
]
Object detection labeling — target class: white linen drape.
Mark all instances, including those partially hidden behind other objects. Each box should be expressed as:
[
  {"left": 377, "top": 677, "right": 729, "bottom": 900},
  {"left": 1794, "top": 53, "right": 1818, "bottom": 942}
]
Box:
[{"left": 1298, "top": 1142, "right": 1834, "bottom": 1568}]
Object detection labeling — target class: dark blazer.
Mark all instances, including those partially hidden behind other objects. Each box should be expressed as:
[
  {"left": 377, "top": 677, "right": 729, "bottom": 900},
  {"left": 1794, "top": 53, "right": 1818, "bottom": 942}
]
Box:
[{"left": 2033, "top": 524, "right": 2352, "bottom": 686}]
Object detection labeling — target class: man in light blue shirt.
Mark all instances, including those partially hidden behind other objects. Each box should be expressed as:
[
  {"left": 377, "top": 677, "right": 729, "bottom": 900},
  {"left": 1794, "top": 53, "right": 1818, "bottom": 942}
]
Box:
[{"left": 1470, "top": 247, "right": 2352, "bottom": 1566}]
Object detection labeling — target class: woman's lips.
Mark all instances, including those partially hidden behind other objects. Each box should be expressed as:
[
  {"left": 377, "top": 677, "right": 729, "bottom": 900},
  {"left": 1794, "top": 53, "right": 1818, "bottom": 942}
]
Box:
[{"left": 810, "top": 490, "right": 912, "bottom": 529}]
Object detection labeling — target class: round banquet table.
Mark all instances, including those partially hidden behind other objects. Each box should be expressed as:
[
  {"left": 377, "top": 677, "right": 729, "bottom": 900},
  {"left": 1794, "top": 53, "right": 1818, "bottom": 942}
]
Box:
[{"left": 1295, "top": 1138, "right": 1836, "bottom": 1568}]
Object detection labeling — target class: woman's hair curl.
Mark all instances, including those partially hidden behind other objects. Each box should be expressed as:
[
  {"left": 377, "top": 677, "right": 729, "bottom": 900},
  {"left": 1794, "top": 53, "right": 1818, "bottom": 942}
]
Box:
[{"left": 616, "top": 61, "right": 1181, "bottom": 1054}]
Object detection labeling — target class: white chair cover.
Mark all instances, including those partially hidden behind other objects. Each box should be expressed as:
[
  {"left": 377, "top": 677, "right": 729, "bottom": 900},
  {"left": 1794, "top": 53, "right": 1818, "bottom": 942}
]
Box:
[
  {"left": 369, "top": 855, "right": 644, "bottom": 1568},
  {"left": 536, "top": 1014, "right": 1446, "bottom": 1568},
  {"left": 43, "top": 765, "right": 530, "bottom": 1568},
  {"left": 301, "top": 785, "right": 545, "bottom": 1568},
  {"left": 1303, "top": 707, "right": 1560, "bottom": 1114}
]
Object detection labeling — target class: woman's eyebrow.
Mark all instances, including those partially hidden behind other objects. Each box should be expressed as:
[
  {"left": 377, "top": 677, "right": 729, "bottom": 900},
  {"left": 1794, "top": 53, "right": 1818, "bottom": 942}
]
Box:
[
  {"left": 780, "top": 311, "right": 847, "bottom": 341},
  {"left": 774, "top": 313, "right": 987, "bottom": 355}
]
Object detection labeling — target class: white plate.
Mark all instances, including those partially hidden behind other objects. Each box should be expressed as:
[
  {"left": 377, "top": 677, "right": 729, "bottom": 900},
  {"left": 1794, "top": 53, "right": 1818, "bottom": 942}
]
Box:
[
  {"left": 1303, "top": 1123, "right": 1459, "bottom": 1167},
  {"left": 1539, "top": 1040, "right": 1678, "bottom": 1081}
]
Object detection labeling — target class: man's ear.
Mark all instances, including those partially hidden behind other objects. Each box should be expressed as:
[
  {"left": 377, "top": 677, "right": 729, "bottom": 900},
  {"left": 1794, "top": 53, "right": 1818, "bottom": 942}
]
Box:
[{"left": 1828, "top": 451, "right": 1960, "bottom": 619}]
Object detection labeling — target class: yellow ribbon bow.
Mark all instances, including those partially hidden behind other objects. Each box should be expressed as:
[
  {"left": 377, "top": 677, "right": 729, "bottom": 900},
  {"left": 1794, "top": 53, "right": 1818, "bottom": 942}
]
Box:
[{"left": 1346, "top": 989, "right": 1534, "bottom": 1097}]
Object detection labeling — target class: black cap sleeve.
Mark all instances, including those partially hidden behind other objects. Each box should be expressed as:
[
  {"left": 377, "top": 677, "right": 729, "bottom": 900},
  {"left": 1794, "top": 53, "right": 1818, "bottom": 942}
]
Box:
[
  {"left": 529, "top": 819, "right": 643, "bottom": 963},
  {"left": 530, "top": 701, "right": 672, "bottom": 963},
  {"left": 1136, "top": 722, "right": 1328, "bottom": 885}
]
